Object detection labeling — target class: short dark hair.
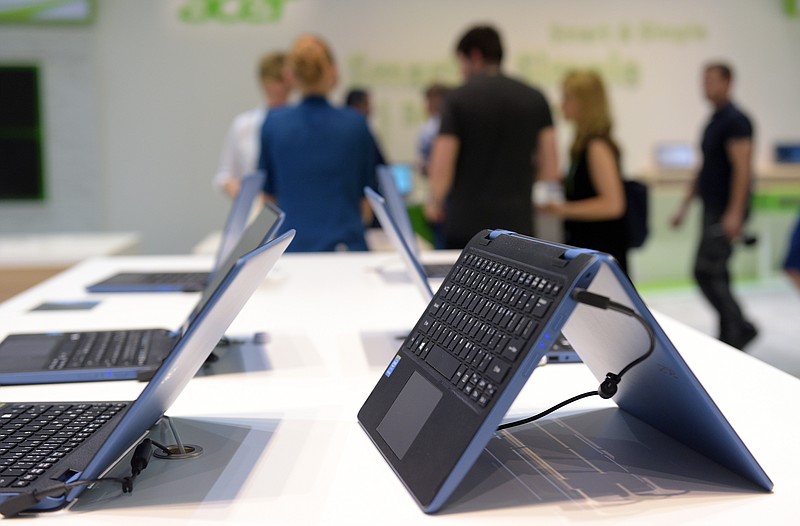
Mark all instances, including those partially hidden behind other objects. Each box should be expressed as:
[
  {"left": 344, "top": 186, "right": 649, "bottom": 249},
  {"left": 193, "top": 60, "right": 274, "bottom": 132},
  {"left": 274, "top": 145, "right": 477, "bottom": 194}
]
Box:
[
  {"left": 705, "top": 62, "right": 733, "bottom": 82},
  {"left": 456, "top": 25, "right": 503, "bottom": 65},
  {"left": 424, "top": 83, "right": 450, "bottom": 100},
  {"left": 345, "top": 88, "right": 368, "bottom": 107}
]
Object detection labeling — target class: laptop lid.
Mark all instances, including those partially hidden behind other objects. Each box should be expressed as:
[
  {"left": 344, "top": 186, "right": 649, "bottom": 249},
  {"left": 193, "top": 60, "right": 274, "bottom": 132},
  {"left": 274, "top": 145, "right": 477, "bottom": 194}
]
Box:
[
  {"left": 358, "top": 229, "right": 771, "bottom": 513},
  {"left": 0, "top": 204, "right": 286, "bottom": 386},
  {"left": 365, "top": 187, "right": 434, "bottom": 301},
  {"left": 47, "top": 231, "right": 294, "bottom": 510},
  {"left": 654, "top": 142, "right": 695, "bottom": 170},
  {"left": 376, "top": 166, "right": 419, "bottom": 258},
  {"left": 180, "top": 202, "right": 284, "bottom": 334},
  {"left": 559, "top": 248, "right": 773, "bottom": 494},
  {"left": 84, "top": 174, "right": 276, "bottom": 294},
  {"left": 211, "top": 171, "right": 266, "bottom": 273}
]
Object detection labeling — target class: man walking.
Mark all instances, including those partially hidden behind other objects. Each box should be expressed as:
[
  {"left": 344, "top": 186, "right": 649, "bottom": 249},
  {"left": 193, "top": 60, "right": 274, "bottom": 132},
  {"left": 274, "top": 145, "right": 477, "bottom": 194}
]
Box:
[{"left": 671, "top": 62, "right": 758, "bottom": 350}]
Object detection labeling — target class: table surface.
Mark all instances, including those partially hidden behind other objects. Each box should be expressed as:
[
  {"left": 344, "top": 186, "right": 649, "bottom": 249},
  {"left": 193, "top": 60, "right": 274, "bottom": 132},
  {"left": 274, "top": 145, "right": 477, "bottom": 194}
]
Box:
[
  {"left": 0, "top": 251, "right": 798, "bottom": 525},
  {"left": 0, "top": 232, "right": 141, "bottom": 267}
]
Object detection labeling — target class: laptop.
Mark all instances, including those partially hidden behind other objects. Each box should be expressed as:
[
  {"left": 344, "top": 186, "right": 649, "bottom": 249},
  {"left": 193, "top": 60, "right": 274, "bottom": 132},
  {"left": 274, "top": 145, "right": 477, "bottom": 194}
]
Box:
[
  {"left": 87, "top": 172, "right": 269, "bottom": 293},
  {"left": 0, "top": 204, "right": 284, "bottom": 385},
  {"left": 775, "top": 143, "right": 800, "bottom": 164},
  {"left": 358, "top": 229, "right": 772, "bottom": 513},
  {"left": 654, "top": 142, "right": 696, "bottom": 170},
  {"left": 376, "top": 166, "right": 450, "bottom": 278},
  {"left": 365, "top": 187, "right": 580, "bottom": 365},
  {"left": 0, "top": 230, "right": 294, "bottom": 516}
]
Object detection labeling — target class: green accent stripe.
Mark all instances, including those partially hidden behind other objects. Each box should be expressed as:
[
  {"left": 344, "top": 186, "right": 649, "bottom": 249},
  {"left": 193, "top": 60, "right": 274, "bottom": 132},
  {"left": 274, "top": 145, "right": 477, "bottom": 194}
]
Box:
[
  {"left": 0, "top": 0, "right": 95, "bottom": 25},
  {"left": 0, "top": 0, "right": 71, "bottom": 21},
  {"left": 752, "top": 190, "right": 800, "bottom": 211}
]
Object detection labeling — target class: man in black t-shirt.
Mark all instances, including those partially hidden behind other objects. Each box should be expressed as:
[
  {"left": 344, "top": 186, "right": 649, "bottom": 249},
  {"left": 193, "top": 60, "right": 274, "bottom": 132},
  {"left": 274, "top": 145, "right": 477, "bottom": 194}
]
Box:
[
  {"left": 671, "top": 62, "right": 757, "bottom": 350},
  {"left": 425, "top": 25, "right": 557, "bottom": 249}
]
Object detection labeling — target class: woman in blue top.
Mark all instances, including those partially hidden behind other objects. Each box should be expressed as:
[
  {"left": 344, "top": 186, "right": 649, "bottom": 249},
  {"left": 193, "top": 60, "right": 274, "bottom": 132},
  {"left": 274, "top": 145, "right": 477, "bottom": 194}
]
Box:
[{"left": 259, "top": 35, "right": 376, "bottom": 252}]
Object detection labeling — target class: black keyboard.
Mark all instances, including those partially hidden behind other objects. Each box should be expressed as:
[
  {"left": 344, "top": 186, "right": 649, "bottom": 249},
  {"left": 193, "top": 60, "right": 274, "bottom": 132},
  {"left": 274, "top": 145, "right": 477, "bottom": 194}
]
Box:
[
  {"left": 0, "top": 403, "right": 126, "bottom": 489},
  {"left": 142, "top": 273, "right": 207, "bottom": 285},
  {"left": 48, "top": 331, "right": 154, "bottom": 370},
  {"left": 405, "top": 252, "right": 563, "bottom": 409}
]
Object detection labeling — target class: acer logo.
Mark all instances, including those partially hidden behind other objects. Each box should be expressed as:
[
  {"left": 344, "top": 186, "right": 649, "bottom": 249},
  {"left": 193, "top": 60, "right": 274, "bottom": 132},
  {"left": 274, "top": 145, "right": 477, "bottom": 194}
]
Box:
[
  {"left": 179, "top": 0, "right": 292, "bottom": 24},
  {"left": 657, "top": 363, "right": 678, "bottom": 380}
]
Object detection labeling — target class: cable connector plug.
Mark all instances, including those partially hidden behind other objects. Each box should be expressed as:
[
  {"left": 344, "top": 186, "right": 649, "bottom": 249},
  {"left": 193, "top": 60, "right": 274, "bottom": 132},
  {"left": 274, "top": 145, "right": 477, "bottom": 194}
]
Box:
[
  {"left": 598, "top": 372, "right": 621, "bottom": 399},
  {"left": 571, "top": 289, "right": 610, "bottom": 309}
]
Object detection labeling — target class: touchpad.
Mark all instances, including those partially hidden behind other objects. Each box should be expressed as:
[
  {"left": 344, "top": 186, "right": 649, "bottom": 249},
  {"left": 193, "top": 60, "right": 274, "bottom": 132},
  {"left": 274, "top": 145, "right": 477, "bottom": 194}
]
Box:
[
  {"left": 0, "top": 334, "right": 60, "bottom": 372},
  {"left": 377, "top": 371, "right": 442, "bottom": 460}
]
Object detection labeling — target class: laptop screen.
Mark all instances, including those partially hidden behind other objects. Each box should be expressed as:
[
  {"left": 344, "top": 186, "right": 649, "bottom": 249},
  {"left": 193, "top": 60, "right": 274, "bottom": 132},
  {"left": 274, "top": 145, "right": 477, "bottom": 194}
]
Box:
[
  {"left": 74, "top": 231, "right": 294, "bottom": 494},
  {"left": 181, "top": 202, "right": 283, "bottom": 336},
  {"left": 365, "top": 187, "right": 433, "bottom": 302},
  {"left": 376, "top": 166, "right": 418, "bottom": 258},
  {"left": 212, "top": 171, "right": 266, "bottom": 272},
  {"left": 654, "top": 143, "right": 696, "bottom": 170}
]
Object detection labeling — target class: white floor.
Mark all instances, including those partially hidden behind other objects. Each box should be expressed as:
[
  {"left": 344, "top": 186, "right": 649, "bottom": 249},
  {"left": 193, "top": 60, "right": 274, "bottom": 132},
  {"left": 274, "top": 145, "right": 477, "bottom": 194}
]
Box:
[{"left": 641, "top": 277, "right": 800, "bottom": 378}]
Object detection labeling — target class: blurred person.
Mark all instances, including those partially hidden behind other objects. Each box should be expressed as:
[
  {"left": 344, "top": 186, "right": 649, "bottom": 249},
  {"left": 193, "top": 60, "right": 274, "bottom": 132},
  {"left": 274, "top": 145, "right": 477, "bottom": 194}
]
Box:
[
  {"left": 418, "top": 83, "right": 450, "bottom": 249},
  {"left": 417, "top": 83, "right": 450, "bottom": 177},
  {"left": 258, "top": 35, "right": 376, "bottom": 252},
  {"left": 214, "top": 51, "right": 291, "bottom": 198},
  {"left": 540, "top": 70, "right": 628, "bottom": 273},
  {"left": 345, "top": 87, "right": 387, "bottom": 166},
  {"left": 426, "top": 25, "right": 558, "bottom": 249},
  {"left": 784, "top": 215, "right": 800, "bottom": 290},
  {"left": 671, "top": 62, "right": 758, "bottom": 350},
  {"left": 344, "top": 88, "right": 371, "bottom": 117}
]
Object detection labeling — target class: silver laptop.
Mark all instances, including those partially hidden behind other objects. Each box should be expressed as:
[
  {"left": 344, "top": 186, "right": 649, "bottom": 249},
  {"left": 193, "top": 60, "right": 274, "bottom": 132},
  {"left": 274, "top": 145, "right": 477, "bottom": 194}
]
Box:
[
  {"left": 87, "top": 172, "right": 268, "bottom": 293},
  {"left": 0, "top": 204, "right": 284, "bottom": 385},
  {"left": 654, "top": 143, "right": 696, "bottom": 170},
  {"left": 376, "top": 166, "right": 451, "bottom": 278},
  {"left": 0, "top": 231, "right": 294, "bottom": 516}
]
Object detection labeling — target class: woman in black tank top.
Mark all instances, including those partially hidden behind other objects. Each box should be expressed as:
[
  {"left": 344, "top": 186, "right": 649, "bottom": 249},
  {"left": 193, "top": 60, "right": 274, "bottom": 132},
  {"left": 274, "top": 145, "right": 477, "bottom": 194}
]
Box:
[{"left": 541, "top": 70, "right": 629, "bottom": 274}]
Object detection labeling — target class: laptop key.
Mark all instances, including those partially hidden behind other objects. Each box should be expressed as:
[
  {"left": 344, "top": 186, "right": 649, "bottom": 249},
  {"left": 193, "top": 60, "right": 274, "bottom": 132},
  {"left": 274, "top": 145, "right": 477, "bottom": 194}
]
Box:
[
  {"left": 501, "top": 339, "right": 525, "bottom": 362},
  {"left": 453, "top": 365, "right": 468, "bottom": 385},
  {"left": 532, "top": 297, "right": 552, "bottom": 318},
  {"left": 425, "top": 346, "right": 460, "bottom": 381},
  {"left": 485, "top": 359, "right": 510, "bottom": 384},
  {"left": 119, "top": 332, "right": 142, "bottom": 366},
  {"left": 66, "top": 333, "right": 98, "bottom": 368},
  {"left": 85, "top": 332, "right": 113, "bottom": 367}
]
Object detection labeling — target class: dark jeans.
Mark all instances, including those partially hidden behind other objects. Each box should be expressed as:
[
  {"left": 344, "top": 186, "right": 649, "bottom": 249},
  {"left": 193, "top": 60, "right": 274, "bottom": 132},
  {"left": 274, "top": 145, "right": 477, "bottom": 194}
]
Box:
[{"left": 693, "top": 208, "right": 752, "bottom": 344}]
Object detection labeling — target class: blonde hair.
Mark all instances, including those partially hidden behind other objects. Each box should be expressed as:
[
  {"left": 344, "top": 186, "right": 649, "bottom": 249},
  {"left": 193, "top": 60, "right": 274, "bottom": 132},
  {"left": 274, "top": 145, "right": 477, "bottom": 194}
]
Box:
[
  {"left": 563, "top": 70, "right": 617, "bottom": 159},
  {"left": 288, "top": 35, "right": 335, "bottom": 91},
  {"left": 258, "top": 51, "right": 287, "bottom": 82}
]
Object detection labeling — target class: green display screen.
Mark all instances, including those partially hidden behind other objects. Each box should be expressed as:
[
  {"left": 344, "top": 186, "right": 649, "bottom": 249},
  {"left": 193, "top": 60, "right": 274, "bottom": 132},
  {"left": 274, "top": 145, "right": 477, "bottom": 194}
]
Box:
[{"left": 0, "top": 65, "right": 44, "bottom": 201}]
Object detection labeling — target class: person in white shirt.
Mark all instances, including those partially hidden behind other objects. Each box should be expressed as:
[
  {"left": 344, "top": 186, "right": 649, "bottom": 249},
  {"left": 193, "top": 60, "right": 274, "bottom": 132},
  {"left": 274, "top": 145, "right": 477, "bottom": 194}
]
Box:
[
  {"left": 417, "top": 83, "right": 449, "bottom": 177},
  {"left": 214, "top": 51, "right": 292, "bottom": 198}
]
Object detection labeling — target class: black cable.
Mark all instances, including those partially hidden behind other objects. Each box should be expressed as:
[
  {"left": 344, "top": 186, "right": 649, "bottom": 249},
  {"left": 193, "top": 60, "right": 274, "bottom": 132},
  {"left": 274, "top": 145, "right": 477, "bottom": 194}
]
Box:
[
  {"left": 497, "top": 390, "right": 598, "bottom": 431},
  {"left": 497, "top": 289, "right": 655, "bottom": 431},
  {"left": 0, "top": 438, "right": 173, "bottom": 518},
  {"left": 0, "top": 477, "right": 132, "bottom": 518}
]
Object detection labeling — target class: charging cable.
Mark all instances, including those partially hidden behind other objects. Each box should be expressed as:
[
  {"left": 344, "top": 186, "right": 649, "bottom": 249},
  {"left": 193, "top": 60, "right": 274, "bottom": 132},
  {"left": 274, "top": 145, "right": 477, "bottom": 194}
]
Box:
[
  {"left": 0, "top": 438, "right": 172, "bottom": 518},
  {"left": 497, "top": 289, "right": 655, "bottom": 431}
]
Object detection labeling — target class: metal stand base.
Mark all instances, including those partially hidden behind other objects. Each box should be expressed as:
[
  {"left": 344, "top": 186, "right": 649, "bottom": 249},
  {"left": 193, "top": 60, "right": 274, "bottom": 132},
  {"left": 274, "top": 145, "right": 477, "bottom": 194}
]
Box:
[{"left": 152, "top": 415, "right": 204, "bottom": 460}]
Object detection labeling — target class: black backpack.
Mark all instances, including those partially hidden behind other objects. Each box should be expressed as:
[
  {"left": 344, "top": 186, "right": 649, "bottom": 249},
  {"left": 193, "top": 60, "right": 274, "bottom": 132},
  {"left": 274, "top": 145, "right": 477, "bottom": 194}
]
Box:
[{"left": 623, "top": 180, "right": 649, "bottom": 249}]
